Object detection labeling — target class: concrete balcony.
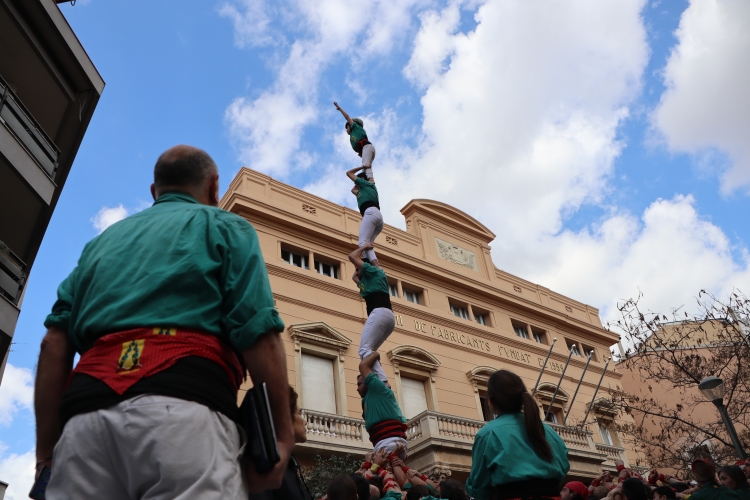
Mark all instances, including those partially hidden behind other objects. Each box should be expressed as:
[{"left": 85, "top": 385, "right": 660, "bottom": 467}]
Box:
[{"left": 297, "top": 408, "right": 625, "bottom": 482}]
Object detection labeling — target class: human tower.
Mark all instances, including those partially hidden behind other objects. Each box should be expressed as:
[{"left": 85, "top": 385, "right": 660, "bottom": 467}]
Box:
[{"left": 333, "top": 101, "right": 416, "bottom": 477}]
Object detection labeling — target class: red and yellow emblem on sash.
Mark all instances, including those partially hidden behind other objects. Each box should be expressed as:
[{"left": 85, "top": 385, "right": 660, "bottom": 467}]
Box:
[{"left": 72, "top": 327, "right": 243, "bottom": 395}]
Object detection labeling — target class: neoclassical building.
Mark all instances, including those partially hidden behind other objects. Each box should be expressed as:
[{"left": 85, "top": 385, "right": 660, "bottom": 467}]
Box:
[{"left": 222, "top": 168, "right": 640, "bottom": 482}]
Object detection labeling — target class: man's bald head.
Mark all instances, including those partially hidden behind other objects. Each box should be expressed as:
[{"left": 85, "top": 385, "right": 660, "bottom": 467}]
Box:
[{"left": 152, "top": 145, "right": 219, "bottom": 205}]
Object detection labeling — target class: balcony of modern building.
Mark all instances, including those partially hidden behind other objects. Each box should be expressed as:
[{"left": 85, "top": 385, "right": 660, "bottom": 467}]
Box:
[{"left": 296, "top": 408, "right": 625, "bottom": 483}]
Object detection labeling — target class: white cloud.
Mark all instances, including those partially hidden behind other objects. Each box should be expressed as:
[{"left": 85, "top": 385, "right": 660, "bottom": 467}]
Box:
[
  {"left": 91, "top": 205, "right": 129, "bottom": 234},
  {"left": 218, "top": 0, "right": 277, "bottom": 48},
  {"left": 653, "top": 0, "right": 750, "bottom": 193},
  {"left": 221, "top": 0, "right": 425, "bottom": 176},
  {"left": 0, "top": 364, "right": 33, "bottom": 427},
  {"left": 225, "top": 0, "right": 750, "bottom": 326},
  {"left": 0, "top": 446, "right": 35, "bottom": 500}
]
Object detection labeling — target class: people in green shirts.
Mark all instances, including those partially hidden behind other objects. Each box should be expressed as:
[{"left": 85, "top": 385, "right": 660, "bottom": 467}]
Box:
[
  {"left": 465, "top": 369, "right": 570, "bottom": 500},
  {"left": 357, "top": 351, "right": 408, "bottom": 457},
  {"left": 690, "top": 460, "right": 741, "bottom": 500},
  {"left": 335, "top": 101, "right": 376, "bottom": 182},
  {"left": 36, "top": 145, "right": 293, "bottom": 499},
  {"left": 349, "top": 243, "right": 394, "bottom": 383},
  {"left": 347, "top": 166, "right": 383, "bottom": 265}
]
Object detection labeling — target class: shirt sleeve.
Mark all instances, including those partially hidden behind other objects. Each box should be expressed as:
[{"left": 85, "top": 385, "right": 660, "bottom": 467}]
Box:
[
  {"left": 360, "top": 262, "right": 379, "bottom": 280},
  {"left": 365, "top": 373, "right": 389, "bottom": 395},
  {"left": 465, "top": 430, "right": 500, "bottom": 500},
  {"left": 218, "top": 215, "right": 285, "bottom": 351},
  {"left": 44, "top": 266, "right": 79, "bottom": 332},
  {"left": 354, "top": 177, "right": 368, "bottom": 189}
]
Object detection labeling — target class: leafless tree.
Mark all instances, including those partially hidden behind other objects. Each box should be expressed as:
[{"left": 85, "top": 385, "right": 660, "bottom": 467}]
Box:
[{"left": 606, "top": 289, "right": 750, "bottom": 475}]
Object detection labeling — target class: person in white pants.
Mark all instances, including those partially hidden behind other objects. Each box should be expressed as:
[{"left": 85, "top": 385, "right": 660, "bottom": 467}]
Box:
[
  {"left": 347, "top": 166, "right": 383, "bottom": 266},
  {"left": 349, "top": 243, "right": 394, "bottom": 384},
  {"left": 335, "top": 102, "right": 376, "bottom": 181}
]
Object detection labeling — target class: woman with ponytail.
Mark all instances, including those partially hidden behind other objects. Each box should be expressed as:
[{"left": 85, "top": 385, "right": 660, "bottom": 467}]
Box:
[{"left": 465, "top": 370, "right": 570, "bottom": 500}]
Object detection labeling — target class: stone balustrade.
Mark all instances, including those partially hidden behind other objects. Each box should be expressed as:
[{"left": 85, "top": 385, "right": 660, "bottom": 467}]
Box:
[{"left": 299, "top": 407, "right": 621, "bottom": 476}]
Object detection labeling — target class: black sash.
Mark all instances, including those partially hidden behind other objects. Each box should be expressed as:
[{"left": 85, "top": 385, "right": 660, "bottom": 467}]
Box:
[
  {"left": 359, "top": 200, "right": 380, "bottom": 216},
  {"left": 495, "top": 478, "right": 561, "bottom": 500},
  {"left": 365, "top": 292, "right": 392, "bottom": 316}
]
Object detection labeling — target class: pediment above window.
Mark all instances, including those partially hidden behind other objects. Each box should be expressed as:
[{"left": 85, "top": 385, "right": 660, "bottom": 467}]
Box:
[
  {"left": 289, "top": 322, "right": 352, "bottom": 352},
  {"left": 534, "top": 383, "right": 569, "bottom": 407},
  {"left": 387, "top": 345, "right": 441, "bottom": 373},
  {"left": 466, "top": 366, "right": 498, "bottom": 387}
]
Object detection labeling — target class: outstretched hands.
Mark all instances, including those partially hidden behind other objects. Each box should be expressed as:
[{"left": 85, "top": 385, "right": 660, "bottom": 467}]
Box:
[{"left": 334, "top": 102, "right": 353, "bottom": 124}]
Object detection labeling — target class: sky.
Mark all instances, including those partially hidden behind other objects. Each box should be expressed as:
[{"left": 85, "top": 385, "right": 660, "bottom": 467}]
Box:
[{"left": 2, "top": 0, "right": 750, "bottom": 496}]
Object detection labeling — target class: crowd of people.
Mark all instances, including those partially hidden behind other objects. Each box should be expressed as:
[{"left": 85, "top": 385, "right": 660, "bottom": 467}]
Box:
[{"left": 30, "top": 110, "right": 749, "bottom": 500}]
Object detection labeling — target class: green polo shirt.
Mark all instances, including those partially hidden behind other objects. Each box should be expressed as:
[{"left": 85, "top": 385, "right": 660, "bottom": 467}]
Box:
[
  {"left": 354, "top": 177, "right": 379, "bottom": 209},
  {"left": 690, "top": 482, "right": 742, "bottom": 500},
  {"left": 45, "top": 192, "right": 284, "bottom": 354},
  {"left": 357, "top": 262, "right": 389, "bottom": 297},
  {"left": 349, "top": 121, "right": 368, "bottom": 151},
  {"left": 361, "top": 373, "right": 406, "bottom": 432},
  {"left": 465, "top": 413, "right": 570, "bottom": 500}
]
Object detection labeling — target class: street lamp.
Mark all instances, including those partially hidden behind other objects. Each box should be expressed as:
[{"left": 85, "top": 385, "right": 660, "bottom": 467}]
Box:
[{"left": 698, "top": 376, "right": 747, "bottom": 460}]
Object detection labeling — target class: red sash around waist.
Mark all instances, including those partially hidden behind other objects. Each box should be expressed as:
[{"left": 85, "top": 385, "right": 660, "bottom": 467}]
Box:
[
  {"left": 368, "top": 419, "right": 407, "bottom": 445},
  {"left": 71, "top": 327, "right": 244, "bottom": 395}
]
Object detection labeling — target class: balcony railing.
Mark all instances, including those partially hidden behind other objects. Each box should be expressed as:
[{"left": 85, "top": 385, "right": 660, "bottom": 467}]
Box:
[
  {"left": 0, "top": 74, "right": 60, "bottom": 178},
  {"left": 0, "top": 241, "right": 26, "bottom": 306},
  {"left": 299, "top": 408, "right": 628, "bottom": 475}
]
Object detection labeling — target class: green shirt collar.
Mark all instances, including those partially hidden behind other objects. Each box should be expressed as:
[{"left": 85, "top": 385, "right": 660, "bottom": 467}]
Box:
[{"left": 153, "top": 192, "right": 200, "bottom": 206}]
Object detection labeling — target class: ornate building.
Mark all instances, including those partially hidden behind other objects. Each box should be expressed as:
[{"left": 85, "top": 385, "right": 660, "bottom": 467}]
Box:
[{"left": 222, "top": 168, "right": 639, "bottom": 482}]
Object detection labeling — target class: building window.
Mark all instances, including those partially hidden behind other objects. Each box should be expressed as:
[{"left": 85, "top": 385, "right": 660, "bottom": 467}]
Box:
[
  {"left": 513, "top": 321, "right": 530, "bottom": 339},
  {"left": 281, "top": 248, "right": 308, "bottom": 269},
  {"left": 543, "top": 406, "right": 561, "bottom": 424},
  {"left": 532, "top": 329, "right": 546, "bottom": 344},
  {"left": 388, "top": 282, "right": 399, "bottom": 298},
  {"left": 599, "top": 422, "right": 614, "bottom": 446},
  {"left": 478, "top": 389, "right": 494, "bottom": 422},
  {"left": 581, "top": 343, "right": 597, "bottom": 361},
  {"left": 400, "top": 377, "right": 429, "bottom": 419},
  {"left": 404, "top": 289, "right": 420, "bottom": 305},
  {"left": 314, "top": 259, "right": 339, "bottom": 279},
  {"left": 474, "top": 313, "right": 487, "bottom": 325},
  {"left": 450, "top": 304, "right": 469, "bottom": 320},
  {"left": 300, "top": 353, "right": 337, "bottom": 414},
  {"left": 566, "top": 340, "right": 581, "bottom": 356}
]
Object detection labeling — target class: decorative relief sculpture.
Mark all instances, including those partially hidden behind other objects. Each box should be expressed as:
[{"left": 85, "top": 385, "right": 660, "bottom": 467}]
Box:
[
  {"left": 302, "top": 203, "right": 316, "bottom": 215},
  {"left": 435, "top": 238, "right": 478, "bottom": 272}
]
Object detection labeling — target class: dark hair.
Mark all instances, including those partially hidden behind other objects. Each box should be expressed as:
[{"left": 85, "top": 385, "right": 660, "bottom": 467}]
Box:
[
  {"left": 350, "top": 474, "right": 372, "bottom": 500},
  {"left": 487, "top": 370, "right": 552, "bottom": 461},
  {"left": 440, "top": 479, "right": 469, "bottom": 500},
  {"left": 653, "top": 486, "right": 676, "bottom": 500},
  {"left": 367, "top": 474, "right": 384, "bottom": 495},
  {"left": 621, "top": 478, "right": 651, "bottom": 500},
  {"left": 289, "top": 386, "right": 299, "bottom": 420},
  {"left": 719, "top": 465, "right": 749, "bottom": 490},
  {"left": 692, "top": 460, "right": 716, "bottom": 483},
  {"left": 406, "top": 484, "right": 430, "bottom": 500},
  {"left": 153, "top": 146, "right": 217, "bottom": 189},
  {"left": 327, "top": 474, "right": 358, "bottom": 500},
  {"left": 357, "top": 172, "right": 368, "bottom": 180}
]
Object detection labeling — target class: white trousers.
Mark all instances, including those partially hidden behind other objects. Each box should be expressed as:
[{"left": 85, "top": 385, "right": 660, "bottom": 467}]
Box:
[
  {"left": 359, "top": 207, "right": 383, "bottom": 262},
  {"left": 373, "top": 436, "right": 409, "bottom": 459},
  {"left": 47, "top": 395, "right": 248, "bottom": 500},
  {"left": 361, "top": 144, "right": 375, "bottom": 180},
  {"left": 359, "top": 307, "right": 395, "bottom": 383}
]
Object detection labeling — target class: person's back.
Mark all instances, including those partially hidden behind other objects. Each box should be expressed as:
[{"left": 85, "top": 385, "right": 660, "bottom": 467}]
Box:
[
  {"left": 35, "top": 145, "right": 294, "bottom": 499},
  {"left": 465, "top": 370, "right": 569, "bottom": 500}
]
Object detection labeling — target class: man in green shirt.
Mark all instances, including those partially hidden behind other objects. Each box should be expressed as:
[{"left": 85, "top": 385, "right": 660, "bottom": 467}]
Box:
[
  {"left": 35, "top": 145, "right": 294, "bottom": 499},
  {"left": 335, "top": 101, "right": 376, "bottom": 181},
  {"left": 690, "top": 460, "right": 741, "bottom": 500},
  {"left": 357, "top": 351, "right": 408, "bottom": 457},
  {"left": 347, "top": 166, "right": 383, "bottom": 265}
]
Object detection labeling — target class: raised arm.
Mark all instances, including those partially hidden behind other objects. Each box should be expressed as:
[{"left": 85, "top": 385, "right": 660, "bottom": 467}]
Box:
[
  {"left": 348, "top": 242, "right": 373, "bottom": 268},
  {"left": 346, "top": 165, "right": 364, "bottom": 182},
  {"left": 359, "top": 351, "right": 380, "bottom": 380},
  {"left": 334, "top": 102, "right": 353, "bottom": 125}
]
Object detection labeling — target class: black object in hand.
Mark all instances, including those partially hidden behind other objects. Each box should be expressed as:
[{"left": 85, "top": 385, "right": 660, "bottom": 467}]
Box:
[
  {"left": 29, "top": 465, "right": 51, "bottom": 500},
  {"left": 240, "top": 382, "right": 281, "bottom": 474}
]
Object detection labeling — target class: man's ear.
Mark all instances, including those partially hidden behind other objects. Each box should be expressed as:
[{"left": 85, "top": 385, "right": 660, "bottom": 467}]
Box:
[
  {"left": 150, "top": 183, "right": 157, "bottom": 201},
  {"left": 207, "top": 173, "right": 220, "bottom": 206}
]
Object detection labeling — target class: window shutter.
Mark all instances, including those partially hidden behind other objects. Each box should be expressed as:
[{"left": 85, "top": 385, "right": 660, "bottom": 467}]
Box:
[
  {"left": 400, "top": 377, "right": 429, "bottom": 419},
  {"left": 301, "top": 353, "right": 337, "bottom": 414}
]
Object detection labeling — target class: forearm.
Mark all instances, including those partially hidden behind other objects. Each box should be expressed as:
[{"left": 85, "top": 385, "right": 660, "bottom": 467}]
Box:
[
  {"left": 359, "top": 351, "right": 380, "bottom": 376},
  {"left": 346, "top": 166, "right": 362, "bottom": 181},
  {"left": 242, "top": 331, "right": 294, "bottom": 446},
  {"left": 338, "top": 107, "right": 352, "bottom": 123},
  {"left": 35, "top": 327, "right": 74, "bottom": 462}
]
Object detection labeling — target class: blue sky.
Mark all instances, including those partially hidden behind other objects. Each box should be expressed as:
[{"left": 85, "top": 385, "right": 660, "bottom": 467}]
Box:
[{"left": 2, "top": 0, "right": 750, "bottom": 496}]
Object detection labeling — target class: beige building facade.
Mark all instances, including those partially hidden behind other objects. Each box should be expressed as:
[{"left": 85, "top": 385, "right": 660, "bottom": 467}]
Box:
[{"left": 222, "top": 168, "right": 640, "bottom": 482}]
